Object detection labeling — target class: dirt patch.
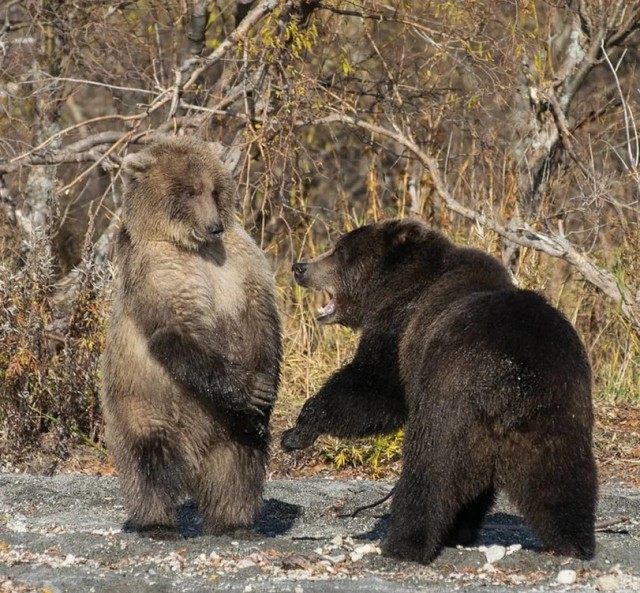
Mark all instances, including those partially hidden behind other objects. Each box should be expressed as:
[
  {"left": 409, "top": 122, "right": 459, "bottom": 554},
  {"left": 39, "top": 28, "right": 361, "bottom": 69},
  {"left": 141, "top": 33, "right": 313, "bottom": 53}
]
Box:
[{"left": 594, "top": 403, "right": 640, "bottom": 487}]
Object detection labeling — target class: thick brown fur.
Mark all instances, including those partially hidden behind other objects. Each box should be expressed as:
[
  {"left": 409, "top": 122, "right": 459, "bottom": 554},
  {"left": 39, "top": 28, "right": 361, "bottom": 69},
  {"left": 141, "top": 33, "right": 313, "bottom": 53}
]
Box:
[
  {"left": 101, "top": 136, "right": 281, "bottom": 535},
  {"left": 282, "top": 219, "right": 597, "bottom": 563}
]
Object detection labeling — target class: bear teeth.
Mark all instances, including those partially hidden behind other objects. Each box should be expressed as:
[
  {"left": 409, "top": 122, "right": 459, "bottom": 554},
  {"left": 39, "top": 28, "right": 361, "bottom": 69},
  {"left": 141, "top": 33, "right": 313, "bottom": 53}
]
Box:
[{"left": 317, "top": 298, "right": 336, "bottom": 319}]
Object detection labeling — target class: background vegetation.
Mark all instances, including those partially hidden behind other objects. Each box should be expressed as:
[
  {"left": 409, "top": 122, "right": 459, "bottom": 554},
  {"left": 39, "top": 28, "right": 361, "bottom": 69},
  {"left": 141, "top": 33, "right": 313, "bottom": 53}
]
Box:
[{"left": 1, "top": 0, "right": 639, "bottom": 472}]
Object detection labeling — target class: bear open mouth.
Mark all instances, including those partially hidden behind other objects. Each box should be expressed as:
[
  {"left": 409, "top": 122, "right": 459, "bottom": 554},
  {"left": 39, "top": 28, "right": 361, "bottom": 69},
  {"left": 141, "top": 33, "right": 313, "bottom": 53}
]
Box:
[{"left": 317, "top": 293, "right": 336, "bottom": 323}]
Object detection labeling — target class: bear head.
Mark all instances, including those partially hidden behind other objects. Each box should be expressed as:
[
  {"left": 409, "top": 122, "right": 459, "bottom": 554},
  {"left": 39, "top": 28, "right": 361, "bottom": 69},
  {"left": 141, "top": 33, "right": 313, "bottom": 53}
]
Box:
[
  {"left": 292, "top": 218, "right": 437, "bottom": 329},
  {"left": 121, "top": 136, "right": 235, "bottom": 250}
]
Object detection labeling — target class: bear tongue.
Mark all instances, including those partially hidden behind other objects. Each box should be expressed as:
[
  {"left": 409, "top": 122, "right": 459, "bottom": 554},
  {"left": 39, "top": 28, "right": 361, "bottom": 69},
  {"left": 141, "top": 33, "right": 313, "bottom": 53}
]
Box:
[{"left": 318, "top": 298, "right": 336, "bottom": 319}]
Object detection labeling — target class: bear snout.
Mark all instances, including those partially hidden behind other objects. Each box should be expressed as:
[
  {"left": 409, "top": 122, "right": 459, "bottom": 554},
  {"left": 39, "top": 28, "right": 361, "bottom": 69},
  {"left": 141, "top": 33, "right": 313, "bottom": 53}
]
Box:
[
  {"left": 207, "top": 222, "right": 224, "bottom": 238},
  {"left": 292, "top": 262, "right": 308, "bottom": 284}
]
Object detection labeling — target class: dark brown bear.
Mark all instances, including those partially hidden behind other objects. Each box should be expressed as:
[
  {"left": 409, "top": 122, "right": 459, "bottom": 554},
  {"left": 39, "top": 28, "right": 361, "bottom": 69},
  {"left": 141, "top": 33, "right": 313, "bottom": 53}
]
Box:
[
  {"left": 282, "top": 218, "right": 597, "bottom": 563},
  {"left": 101, "top": 135, "right": 281, "bottom": 535}
]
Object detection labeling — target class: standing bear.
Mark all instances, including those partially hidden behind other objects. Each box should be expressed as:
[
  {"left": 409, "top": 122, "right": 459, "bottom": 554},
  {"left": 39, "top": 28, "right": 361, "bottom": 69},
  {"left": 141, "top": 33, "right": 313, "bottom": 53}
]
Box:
[
  {"left": 282, "top": 218, "right": 597, "bottom": 563},
  {"left": 101, "top": 135, "right": 281, "bottom": 535}
]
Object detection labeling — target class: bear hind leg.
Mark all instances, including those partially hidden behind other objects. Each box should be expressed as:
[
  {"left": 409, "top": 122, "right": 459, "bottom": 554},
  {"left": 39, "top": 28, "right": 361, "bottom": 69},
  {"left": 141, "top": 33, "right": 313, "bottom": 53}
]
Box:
[
  {"left": 503, "top": 441, "right": 597, "bottom": 559},
  {"left": 119, "top": 432, "right": 191, "bottom": 531},
  {"left": 197, "top": 442, "right": 267, "bottom": 535}
]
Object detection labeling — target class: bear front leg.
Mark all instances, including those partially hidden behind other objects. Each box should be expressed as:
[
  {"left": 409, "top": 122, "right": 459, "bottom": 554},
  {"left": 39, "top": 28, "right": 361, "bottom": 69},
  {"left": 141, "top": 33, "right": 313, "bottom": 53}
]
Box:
[
  {"left": 384, "top": 415, "right": 495, "bottom": 564},
  {"left": 281, "top": 358, "right": 407, "bottom": 451},
  {"left": 149, "top": 327, "right": 276, "bottom": 416},
  {"left": 383, "top": 444, "right": 466, "bottom": 564}
]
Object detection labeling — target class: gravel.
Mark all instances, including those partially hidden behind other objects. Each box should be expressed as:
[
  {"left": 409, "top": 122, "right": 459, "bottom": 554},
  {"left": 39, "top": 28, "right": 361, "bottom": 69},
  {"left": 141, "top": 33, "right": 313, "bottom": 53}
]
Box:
[{"left": 0, "top": 474, "right": 639, "bottom": 592}]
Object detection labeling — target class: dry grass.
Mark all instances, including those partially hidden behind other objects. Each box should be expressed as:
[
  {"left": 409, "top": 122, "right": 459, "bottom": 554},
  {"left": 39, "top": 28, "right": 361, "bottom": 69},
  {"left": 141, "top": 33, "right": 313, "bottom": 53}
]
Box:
[
  {"left": 0, "top": 214, "right": 639, "bottom": 477},
  {"left": 0, "top": 220, "right": 108, "bottom": 467},
  {"left": 274, "top": 279, "right": 358, "bottom": 421}
]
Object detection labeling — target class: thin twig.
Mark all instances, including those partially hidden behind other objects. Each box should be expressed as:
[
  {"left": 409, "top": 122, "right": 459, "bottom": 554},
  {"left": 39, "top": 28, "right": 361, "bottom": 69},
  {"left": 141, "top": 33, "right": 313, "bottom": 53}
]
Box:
[
  {"left": 595, "top": 516, "right": 630, "bottom": 531},
  {"left": 344, "top": 488, "right": 394, "bottom": 518}
]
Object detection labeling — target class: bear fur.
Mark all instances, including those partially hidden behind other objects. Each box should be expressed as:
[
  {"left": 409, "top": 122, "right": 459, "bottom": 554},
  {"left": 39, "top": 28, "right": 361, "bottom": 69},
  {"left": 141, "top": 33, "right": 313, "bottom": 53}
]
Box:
[
  {"left": 101, "top": 135, "right": 281, "bottom": 535},
  {"left": 282, "top": 218, "right": 597, "bottom": 563}
]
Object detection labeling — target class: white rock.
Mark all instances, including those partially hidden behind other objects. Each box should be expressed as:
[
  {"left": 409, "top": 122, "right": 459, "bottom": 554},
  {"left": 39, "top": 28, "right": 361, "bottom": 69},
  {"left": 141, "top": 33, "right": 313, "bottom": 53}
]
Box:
[
  {"left": 313, "top": 547, "right": 324, "bottom": 555},
  {"left": 595, "top": 575, "right": 619, "bottom": 591},
  {"left": 294, "top": 586, "right": 304, "bottom": 593},
  {"left": 237, "top": 559, "right": 256, "bottom": 569},
  {"left": 506, "top": 543, "right": 522, "bottom": 555},
  {"left": 349, "top": 552, "right": 363, "bottom": 562},
  {"left": 6, "top": 516, "right": 27, "bottom": 533},
  {"left": 484, "top": 544, "right": 506, "bottom": 564},
  {"left": 61, "top": 554, "right": 76, "bottom": 567},
  {"left": 353, "top": 543, "right": 381, "bottom": 555},
  {"left": 325, "top": 553, "right": 346, "bottom": 564},
  {"left": 556, "top": 569, "right": 577, "bottom": 585},
  {"left": 243, "top": 586, "right": 252, "bottom": 593},
  {"left": 482, "top": 563, "right": 497, "bottom": 573},
  {"left": 331, "top": 535, "right": 343, "bottom": 547}
]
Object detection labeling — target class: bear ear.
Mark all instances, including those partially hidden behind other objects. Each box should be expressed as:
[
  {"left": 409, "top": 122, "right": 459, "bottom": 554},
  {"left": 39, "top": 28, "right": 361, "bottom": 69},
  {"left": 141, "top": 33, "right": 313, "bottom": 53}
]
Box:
[
  {"left": 388, "top": 219, "right": 425, "bottom": 247},
  {"left": 121, "top": 151, "right": 157, "bottom": 180},
  {"left": 208, "top": 141, "right": 241, "bottom": 175}
]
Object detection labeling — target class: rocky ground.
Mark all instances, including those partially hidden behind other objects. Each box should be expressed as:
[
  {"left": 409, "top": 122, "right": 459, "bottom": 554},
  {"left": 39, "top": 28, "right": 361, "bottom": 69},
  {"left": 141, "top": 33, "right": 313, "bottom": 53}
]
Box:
[{"left": 0, "top": 474, "right": 638, "bottom": 593}]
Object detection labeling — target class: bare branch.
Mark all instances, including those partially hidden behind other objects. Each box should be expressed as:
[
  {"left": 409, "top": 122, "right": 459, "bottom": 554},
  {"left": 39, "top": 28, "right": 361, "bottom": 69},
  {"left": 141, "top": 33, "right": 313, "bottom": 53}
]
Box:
[
  {"left": 601, "top": 44, "right": 640, "bottom": 174},
  {"left": 547, "top": 91, "right": 595, "bottom": 181},
  {"left": 186, "top": 0, "right": 209, "bottom": 56},
  {"left": 181, "top": 0, "right": 279, "bottom": 90},
  {"left": 606, "top": 5, "right": 640, "bottom": 47},
  {"left": 515, "top": 1, "right": 640, "bottom": 212},
  {"left": 0, "top": 132, "right": 148, "bottom": 175},
  {"left": 312, "top": 113, "right": 640, "bottom": 334},
  {"left": 7, "top": 116, "right": 141, "bottom": 166}
]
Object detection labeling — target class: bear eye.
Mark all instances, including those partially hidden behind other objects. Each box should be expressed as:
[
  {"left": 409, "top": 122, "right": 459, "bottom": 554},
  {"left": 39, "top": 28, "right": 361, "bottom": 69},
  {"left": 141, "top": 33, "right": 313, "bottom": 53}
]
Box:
[
  {"left": 211, "top": 187, "right": 219, "bottom": 201},
  {"left": 185, "top": 188, "right": 196, "bottom": 199}
]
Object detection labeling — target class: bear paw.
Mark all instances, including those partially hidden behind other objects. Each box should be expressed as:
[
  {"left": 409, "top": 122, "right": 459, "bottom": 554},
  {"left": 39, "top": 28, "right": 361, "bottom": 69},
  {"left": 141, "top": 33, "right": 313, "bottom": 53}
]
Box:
[
  {"left": 280, "top": 427, "right": 317, "bottom": 450},
  {"left": 245, "top": 371, "right": 276, "bottom": 415}
]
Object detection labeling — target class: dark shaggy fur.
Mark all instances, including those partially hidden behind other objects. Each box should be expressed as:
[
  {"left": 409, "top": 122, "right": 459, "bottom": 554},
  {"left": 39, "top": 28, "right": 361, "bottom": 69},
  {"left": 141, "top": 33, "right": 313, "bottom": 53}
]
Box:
[
  {"left": 282, "top": 219, "right": 596, "bottom": 563},
  {"left": 101, "top": 136, "right": 282, "bottom": 535}
]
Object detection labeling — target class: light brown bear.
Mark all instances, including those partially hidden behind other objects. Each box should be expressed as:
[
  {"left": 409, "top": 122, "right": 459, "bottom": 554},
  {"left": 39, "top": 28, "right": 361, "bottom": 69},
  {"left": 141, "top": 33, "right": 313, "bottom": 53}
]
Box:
[{"left": 101, "top": 135, "right": 281, "bottom": 535}]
